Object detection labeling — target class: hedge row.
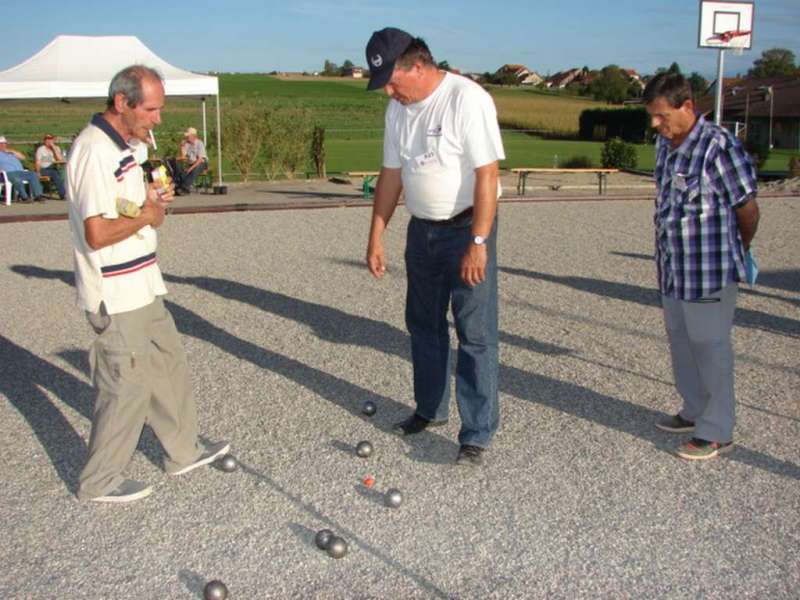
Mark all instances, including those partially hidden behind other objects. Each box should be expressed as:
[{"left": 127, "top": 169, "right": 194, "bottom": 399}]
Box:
[{"left": 579, "top": 108, "right": 649, "bottom": 143}]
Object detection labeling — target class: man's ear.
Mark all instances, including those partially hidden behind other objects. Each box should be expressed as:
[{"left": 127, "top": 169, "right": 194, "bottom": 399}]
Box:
[
  {"left": 112, "top": 92, "right": 128, "bottom": 113},
  {"left": 681, "top": 98, "right": 695, "bottom": 113}
]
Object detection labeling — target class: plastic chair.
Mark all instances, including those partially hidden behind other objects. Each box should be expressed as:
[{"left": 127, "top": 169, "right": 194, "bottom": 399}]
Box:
[{"left": 1, "top": 171, "right": 12, "bottom": 206}]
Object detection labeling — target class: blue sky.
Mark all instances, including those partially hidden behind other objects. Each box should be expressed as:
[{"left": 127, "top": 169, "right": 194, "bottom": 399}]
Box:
[{"left": 1, "top": 1, "right": 798, "bottom": 79}]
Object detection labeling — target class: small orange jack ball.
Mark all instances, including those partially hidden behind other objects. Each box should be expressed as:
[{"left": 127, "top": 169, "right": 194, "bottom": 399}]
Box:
[{"left": 363, "top": 475, "right": 375, "bottom": 488}]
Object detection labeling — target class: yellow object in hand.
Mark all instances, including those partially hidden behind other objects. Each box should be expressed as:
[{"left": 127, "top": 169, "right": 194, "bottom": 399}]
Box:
[{"left": 116, "top": 197, "right": 141, "bottom": 218}]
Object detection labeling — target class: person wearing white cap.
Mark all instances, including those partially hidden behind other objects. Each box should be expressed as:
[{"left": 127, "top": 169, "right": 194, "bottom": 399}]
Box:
[
  {"left": 363, "top": 28, "right": 505, "bottom": 467},
  {"left": 176, "top": 126, "right": 208, "bottom": 194},
  {"left": 0, "top": 136, "right": 46, "bottom": 202}
]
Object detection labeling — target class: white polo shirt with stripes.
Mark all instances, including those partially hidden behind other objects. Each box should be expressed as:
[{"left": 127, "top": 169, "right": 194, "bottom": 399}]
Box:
[{"left": 67, "top": 113, "right": 167, "bottom": 315}]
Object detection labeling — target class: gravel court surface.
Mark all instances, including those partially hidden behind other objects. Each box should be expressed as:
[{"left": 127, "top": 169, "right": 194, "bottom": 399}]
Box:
[{"left": 1, "top": 198, "right": 798, "bottom": 598}]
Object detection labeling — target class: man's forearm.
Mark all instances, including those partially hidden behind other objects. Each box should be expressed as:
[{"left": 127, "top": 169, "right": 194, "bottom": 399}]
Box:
[
  {"left": 736, "top": 196, "right": 760, "bottom": 251},
  {"left": 369, "top": 168, "right": 402, "bottom": 242},
  {"left": 472, "top": 161, "right": 499, "bottom": 238}
]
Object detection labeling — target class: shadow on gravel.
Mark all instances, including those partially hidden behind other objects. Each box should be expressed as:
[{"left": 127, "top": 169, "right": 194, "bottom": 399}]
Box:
[
  {"left": 240, "top": 461, "right": 451, "bottom": 598},
  {"left": 165, "top": 300, "right": 459, "bottom": 464},
  {"left": 167, "top": 273, "right": 799, "bottom": 481},
  {"left": 0, "top": 336, "right": 89, "bottom": 493},
  {"left": 500, "top": 266, "right": 800, "bottom": 339},
  {"left": 11, "top": 266, "right": 799, "bottom": 481},
  {"left": 177, "top": 569, "right": 206, "bottom": 598}
]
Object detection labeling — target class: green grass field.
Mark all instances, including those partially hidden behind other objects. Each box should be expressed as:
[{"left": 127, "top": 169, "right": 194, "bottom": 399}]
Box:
[{"left": 0, "top": 74, "right": 793, "bottom": 177}]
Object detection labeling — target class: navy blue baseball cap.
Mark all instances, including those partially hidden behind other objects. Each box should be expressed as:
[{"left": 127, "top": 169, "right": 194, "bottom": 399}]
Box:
[{"left": 365, "top": 27, "right": 414, "bottom": 91}]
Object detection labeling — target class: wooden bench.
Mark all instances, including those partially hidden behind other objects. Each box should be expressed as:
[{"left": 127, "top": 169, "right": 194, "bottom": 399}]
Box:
[
  {"left": 510, "top": 168, "right": 619, "bottom": 195},
  {"left": 346, "top": 171, "right": 380, "bottom": 199}
]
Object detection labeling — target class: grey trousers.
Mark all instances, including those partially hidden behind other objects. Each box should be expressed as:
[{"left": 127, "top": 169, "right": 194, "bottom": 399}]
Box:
[
  {"left": 662, "top": 283, "right": 738, "bottom": 443},
  {"left": 78, "top": 296, "right": 202, "bottom": 500}
]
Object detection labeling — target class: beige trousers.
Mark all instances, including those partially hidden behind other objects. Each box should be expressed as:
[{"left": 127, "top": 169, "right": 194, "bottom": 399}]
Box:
[{"left": 78, "top": 296, "right": 201, "bottom": 500}]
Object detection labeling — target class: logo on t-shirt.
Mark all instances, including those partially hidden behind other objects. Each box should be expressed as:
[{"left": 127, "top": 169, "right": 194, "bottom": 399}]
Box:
[{"left": 427, "top": 125, "right": 443, "bottom": 137}]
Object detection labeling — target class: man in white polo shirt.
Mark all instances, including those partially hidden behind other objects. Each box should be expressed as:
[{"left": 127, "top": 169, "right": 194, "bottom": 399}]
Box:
[
  {"left": 67, "top": 65, "right": 229, "bottom": 503},
  {"left": 364, "top": 28, "right": 505, "bottom": 466}
]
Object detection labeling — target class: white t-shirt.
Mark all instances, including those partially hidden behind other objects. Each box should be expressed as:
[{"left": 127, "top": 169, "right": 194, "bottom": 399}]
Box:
[
  {"left": 35, "top": 144, "right": 61, "bottom": 169},
  {"left": 67, "top": 114, "right": 167, "bottom": 315},
  {"left": 382, "top": 72, "right": 505, "bottom": 220}
]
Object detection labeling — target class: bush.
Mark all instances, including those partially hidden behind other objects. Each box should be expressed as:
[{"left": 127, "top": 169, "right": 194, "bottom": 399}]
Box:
[
  {"left": 223, "top": 103, "right": 269, "bottom": 182},
  {"left": 601, "top": 137, "right": 638, "bottom": 169},
  {"left": 789, "top": 155, "right": 800, "bottom": 178},
  {"left": 561, "top": 155, "right": 594, "bottom": 168},
  {"left": 579, "top": 107, "right": 649, "bottom": 142}
]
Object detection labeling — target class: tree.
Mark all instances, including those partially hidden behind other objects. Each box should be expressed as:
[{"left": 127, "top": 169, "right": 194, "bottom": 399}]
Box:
[
  {"left": 655, "top": 62, "right": 683, "bottom": 76},
  {"left": 688, "top": 72, "right": 709, "bottom": 96},
  {"left": 748, "top": 48, "right": 798, "bottom": 77},
  {"left": 339, "top": 59, "right": 354, "bottom": 75},
  {"left": 322, "top": 59, "right": 338, "bottom": 76},
  {"left": 437, "top": 60, "right": 451, "bottom": 72},
  {"left": 587, "top": 65, "right": 631, "bottom": 104}
]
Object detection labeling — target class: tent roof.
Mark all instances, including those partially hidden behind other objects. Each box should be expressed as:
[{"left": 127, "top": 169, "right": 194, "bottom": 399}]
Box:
[{"left": 0, "top": 35, "right": 218, "bottom": 99}]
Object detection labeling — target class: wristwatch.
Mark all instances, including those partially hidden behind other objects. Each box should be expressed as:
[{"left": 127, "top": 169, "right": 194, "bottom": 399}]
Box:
[{"left": 472, "top": 235, "right": 486, "bottom": 246}]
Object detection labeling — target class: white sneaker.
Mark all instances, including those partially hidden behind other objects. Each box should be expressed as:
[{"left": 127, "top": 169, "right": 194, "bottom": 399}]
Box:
[
  {"left": 89, "top": 479, "right": 153, "bottom": 503},
  {"left": 169, "top": 441, "right": 231, "bottom": 476}
]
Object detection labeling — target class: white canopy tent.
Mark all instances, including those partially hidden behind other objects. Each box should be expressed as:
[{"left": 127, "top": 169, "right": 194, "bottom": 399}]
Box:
[{"left": 0, "top": 35, "right": 223, "bottom": 186}]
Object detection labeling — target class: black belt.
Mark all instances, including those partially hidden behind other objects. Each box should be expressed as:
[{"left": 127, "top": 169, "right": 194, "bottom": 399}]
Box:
[{"left": 415, "top": 206, "right": 473, "bottom": 227}]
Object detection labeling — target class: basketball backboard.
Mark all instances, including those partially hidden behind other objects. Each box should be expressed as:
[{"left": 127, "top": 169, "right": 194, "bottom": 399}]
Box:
[{"left": 698, "top": 1, "right": 754, "bottom": 50}]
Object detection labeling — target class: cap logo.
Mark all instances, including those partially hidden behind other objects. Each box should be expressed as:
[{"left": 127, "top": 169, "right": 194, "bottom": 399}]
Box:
[{"left": 371, "top": 54, "right": 383, "bottom": 68}]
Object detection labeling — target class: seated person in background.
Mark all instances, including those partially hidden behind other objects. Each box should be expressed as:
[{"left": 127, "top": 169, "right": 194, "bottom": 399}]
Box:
[
  {"left": 0, "top": 135, "right": 45, "bottom": 202},
  {"left": 35, "top": 133, "right": 66, "bottom": 199},
  {"left": 176, "top": 127, "right": 208, "bottom": 195}
]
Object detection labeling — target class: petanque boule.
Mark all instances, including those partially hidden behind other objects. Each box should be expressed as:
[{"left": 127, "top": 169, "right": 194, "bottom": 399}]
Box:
[
  {"left": 315, "top": 528, "right": 334, "bottom": 550},
  {"left": 326, "top": 536, "right": 348, "bottom": 559},
  {"left": 384, "top": 488, "right": 402, "bottom": 508},
  {"left": 203, "top": 579, "right": 229, "bottom": 600},
  {"left": 362, "top": 400, "right": 377, "bottom": 416},
  {"left": 216, "top": 454, "right": 238, "bottom": 472},
  {"left": 355, "top": 441, "right": 373, "bottom": 458}
]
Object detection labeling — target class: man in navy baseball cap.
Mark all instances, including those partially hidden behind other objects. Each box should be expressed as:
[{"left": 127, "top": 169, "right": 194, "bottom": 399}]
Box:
[{"left": 365, "top": 27, "right": 414, "bottom": 91}]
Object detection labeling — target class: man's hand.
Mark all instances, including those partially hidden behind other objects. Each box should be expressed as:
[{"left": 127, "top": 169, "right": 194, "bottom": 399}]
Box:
[
  {"left": 140, "top": 197, "right": 166, "bottom": 228},
  {"left": 148, "top": 180, "right": 175, "bottom": 208},
  {"left": 366, "top": 238, "right": 387, "bottom": 278},
  {"left": 461, "top": 242, "right": 487, "bottom": 286}
]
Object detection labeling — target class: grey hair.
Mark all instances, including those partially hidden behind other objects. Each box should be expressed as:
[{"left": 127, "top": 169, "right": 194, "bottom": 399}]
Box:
[{"left": 106, "top": 65, "right": 163, "bottom": 109}]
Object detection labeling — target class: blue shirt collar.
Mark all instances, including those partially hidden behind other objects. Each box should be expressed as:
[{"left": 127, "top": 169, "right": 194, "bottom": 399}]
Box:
[{"left": 91, "top": 113, "right": 130, "bottom": 152}]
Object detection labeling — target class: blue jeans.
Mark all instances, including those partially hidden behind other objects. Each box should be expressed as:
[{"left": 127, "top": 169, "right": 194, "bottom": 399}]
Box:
[
  {"left": 5, "top": 170, "right": 43, "bottom": 200},
  {"left": 179, "top": 159, "right": 208, "bottom": 191},
  {"left": 404, "top": 215, "right": 499, "bottom": 447},
  {"left": 41, "top": 166, "right": 65, "bottom": 199}
]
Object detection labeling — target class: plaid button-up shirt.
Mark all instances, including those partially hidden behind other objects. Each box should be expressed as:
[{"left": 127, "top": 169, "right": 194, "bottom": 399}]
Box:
[{"left": 654, "top": 114, "right": 757, "bottom": 300}]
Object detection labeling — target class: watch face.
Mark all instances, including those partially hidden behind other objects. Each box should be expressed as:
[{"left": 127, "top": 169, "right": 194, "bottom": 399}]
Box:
[{"left": 473, "top": 235, "right": 486, "bottom": 245}]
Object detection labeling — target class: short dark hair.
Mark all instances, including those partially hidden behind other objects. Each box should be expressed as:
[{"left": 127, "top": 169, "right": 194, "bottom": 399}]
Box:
[
  {"left": 395, "top": 37, "right": 435, "bottom": 70},
  {"left": 643, "top": 72, "right": 693, "bottom": 108},
  {"left": 107, "top": 65, "right": 163, "bottom": 109}
]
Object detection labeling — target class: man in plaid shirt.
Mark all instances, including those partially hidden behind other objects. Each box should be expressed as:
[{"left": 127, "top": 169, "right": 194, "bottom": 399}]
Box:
[{"left": 644, "top": 73, "right": 760, "bottom": 461}]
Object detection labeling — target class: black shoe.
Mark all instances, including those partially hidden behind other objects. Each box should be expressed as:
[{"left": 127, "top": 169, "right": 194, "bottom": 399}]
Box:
[
  {"left": 456, "top": 445, "right": 485, "bottom": 467},
  {"left": 392, "top": 414, "right": 448, "bottom": 436},
  {"left": 34, "top": 196, "right": 46, "bottom": 202},
  {"left": 655, "top": 413, "right": 695, "bottom": 433}
]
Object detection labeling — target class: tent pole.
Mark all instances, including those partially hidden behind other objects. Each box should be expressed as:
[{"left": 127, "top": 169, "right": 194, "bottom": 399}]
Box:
[
  {"left": 201, "top": 97, "right": 208, "bottom": 145},
  {"left": 215, "top": 94, "right": 223, "bottom": 186}
]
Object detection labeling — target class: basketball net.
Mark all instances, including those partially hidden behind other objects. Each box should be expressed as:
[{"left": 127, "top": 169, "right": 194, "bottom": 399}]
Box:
[{"left": 706, "top": 30, "right": 750, "bottom": 54}]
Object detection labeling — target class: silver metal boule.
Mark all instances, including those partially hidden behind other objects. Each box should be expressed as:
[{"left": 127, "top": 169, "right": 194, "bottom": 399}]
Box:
[
  {"left": 218, "top": 454, "right": 238, "bottom": 472},
  {"left": 204, "top": 580, "right": 229, "bottom": 600},
  {"left": 326, "top": 536, "right": 348, "bottom": 559},
  {"left": 355, "top": 441, "right": 373, "bottom": 458},
  {"left": 362, "top": 400, "right": 377, "bottom": 416},
  {"left": 315, "top": 529, "right": 334, "bottom": 550},
  {"left": 384, "top": 488, "right": 402, "bottom": 508}
]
